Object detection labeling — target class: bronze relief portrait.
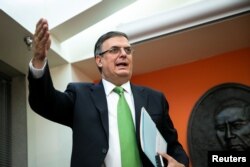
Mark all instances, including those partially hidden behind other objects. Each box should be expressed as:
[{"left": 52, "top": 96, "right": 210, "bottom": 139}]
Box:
[{"left": 188, "top": 83, "right": 250, "bottom": 167}]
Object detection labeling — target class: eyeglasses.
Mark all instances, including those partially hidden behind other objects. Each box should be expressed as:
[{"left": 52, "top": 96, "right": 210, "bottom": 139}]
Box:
[{"left": 98, "top": 46, "right": 134, "bottom": 56}]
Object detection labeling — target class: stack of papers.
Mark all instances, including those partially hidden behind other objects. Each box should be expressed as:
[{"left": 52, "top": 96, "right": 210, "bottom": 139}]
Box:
[{"left": 140, "top": 107, "right": 167, "bottom": 166}]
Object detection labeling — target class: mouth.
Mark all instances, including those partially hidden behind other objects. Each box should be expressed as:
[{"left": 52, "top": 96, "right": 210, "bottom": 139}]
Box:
[
  {"left": 116, "top": 62, "right": 128, "bottom": 68},
  {"left": 228, "top": 145, "right": 244, "bottom": 151}
]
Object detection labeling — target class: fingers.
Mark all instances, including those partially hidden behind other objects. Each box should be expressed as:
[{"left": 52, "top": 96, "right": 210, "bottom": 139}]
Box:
[
  {"left": 33, "top": 19, "right": 51, "bottom": 55},
  {"left": 35, "top": 18, "right": 49, "bottom": 41},
  {"left": 32, "top": 18, "right": 51, "bottom": 68}
]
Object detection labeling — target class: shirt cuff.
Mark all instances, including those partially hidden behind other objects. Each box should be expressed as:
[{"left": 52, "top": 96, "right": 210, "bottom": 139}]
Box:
[{"left": 29, "top": 58, "right": 47, "bottom": 78}]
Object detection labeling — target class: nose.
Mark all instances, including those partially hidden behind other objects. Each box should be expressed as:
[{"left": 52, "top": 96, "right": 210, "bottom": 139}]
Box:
[
  {"left": 120, "top": 48, "right": 127, "bottom": 55},
  {"left": 225, "top": 122, "right": 235, "bottom": 140}
]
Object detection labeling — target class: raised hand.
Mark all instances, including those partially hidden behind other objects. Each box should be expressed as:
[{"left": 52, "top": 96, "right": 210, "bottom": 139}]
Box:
[{"left": 32, "top": 18, "right": 51, "bottom": 69}]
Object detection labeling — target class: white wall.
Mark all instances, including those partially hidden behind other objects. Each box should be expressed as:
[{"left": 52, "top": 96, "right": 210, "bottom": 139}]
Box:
[{"left": 27, "top": 64, "right": 93, "bottom": 167}]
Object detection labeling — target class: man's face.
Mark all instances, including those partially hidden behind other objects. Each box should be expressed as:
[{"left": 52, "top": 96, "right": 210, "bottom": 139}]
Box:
[
  {"left": 215, "top": 107, "right": 250, "bottom": 151},
  {"left": 95, "top": 36, "right": 133, "bottom": 85}
]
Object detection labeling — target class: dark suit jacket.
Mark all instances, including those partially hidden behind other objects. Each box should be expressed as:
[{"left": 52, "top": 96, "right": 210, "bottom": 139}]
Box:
[{"left": 28, "top": 64, "right": 189, "bottom": 167}]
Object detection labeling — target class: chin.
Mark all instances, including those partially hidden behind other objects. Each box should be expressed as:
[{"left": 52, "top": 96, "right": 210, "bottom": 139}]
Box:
[
  {"left": 118, "top": 73, "right": 130, "bottom": 78},
  {"left": 117, "top": 72, "right": 131, "bottom": 79},
  {"left": 116, "top": 69, "right": 130, "bottom": 75}
]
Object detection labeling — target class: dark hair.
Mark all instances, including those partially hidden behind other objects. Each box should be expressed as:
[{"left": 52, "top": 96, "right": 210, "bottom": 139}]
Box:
[{"left": 94, "top": 31, "right": 128, "bottom": 57}]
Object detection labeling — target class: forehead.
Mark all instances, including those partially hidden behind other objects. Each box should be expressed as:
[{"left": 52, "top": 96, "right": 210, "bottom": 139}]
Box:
[
  {"left": 215, "top": 107, "right": 246, "bottom": 123},
  {"left": 102, "top": 36, "right": 130, "bottom": 49}
]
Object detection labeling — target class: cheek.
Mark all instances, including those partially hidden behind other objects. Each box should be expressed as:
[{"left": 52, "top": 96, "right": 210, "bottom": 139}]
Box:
[
  {"left": 102, "top": 61, "right": 116, "bottom": 74},
  {"left": 130, "top": 60, "right": 133, "bottom": 68},
  {"left": 102, "top": 57, "right": 114, "bottom": 67},
  {"left": 216, "top": 131, "right": 225, "bottom": 140},
  {"left": 236, "top": 126, "right": 250, "bottom": 137}
]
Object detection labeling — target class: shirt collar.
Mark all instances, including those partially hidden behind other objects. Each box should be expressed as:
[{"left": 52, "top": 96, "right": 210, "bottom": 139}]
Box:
[{"left": 102, "top": 79, "right": 132, "bottom": 96}]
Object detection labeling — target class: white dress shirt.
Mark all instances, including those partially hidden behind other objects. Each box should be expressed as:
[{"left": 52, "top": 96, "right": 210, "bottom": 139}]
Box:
[
  {"left": 102, "top": 79, "right": 136, "bottom": 167},
  {"left": 28, "top": 58, "right": 47, "bottom": 78},
  {"left": 29, "top": 60, "right": 137, "bottom": 167}
]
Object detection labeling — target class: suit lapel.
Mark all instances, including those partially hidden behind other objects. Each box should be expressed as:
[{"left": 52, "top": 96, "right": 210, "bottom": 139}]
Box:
[
  {"left": 131, "top": 84, "right": 148, "bottom": 143},
  {"left": 90, "top": 81, "right": 109, "bottom": 141},
  {"left": 89, "top": 82, "right": 148, "bottom": 148}
]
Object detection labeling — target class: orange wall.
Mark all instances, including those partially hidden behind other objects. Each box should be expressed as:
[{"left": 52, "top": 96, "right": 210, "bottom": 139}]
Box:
[{"left": 131, "top": 47, "right": 250, "bottom": 157}]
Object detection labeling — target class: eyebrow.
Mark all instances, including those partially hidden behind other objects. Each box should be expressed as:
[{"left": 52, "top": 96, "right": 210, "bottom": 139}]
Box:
[{"left": 109, "top": 45, "right": 131, "bottom": 48}]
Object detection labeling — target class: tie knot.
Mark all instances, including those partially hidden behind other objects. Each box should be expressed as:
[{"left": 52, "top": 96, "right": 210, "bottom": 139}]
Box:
[{"left": 113, "top": 86, "right": 124, "bottom": 96}]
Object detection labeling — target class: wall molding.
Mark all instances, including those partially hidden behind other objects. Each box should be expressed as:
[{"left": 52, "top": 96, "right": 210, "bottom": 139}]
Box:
[{"left": 117, "top": 0, "right": 250, "bottom": 43}]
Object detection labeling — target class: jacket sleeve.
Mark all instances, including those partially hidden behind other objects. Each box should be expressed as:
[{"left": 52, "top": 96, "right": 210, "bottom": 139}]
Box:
[
  {"left": 159, "top": 93, "right": 189, "bottom": 167},
  {"left": 28, "top": 63, "right": 75, "bottom": 128}
]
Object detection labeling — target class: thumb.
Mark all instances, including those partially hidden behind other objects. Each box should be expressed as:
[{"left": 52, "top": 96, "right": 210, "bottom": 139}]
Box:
[
  {"left": 158, "top": 152, "right": 185, "bottom": 167},
  {"left": 159, "top": 152, "right": 172, "bottom": 161}
]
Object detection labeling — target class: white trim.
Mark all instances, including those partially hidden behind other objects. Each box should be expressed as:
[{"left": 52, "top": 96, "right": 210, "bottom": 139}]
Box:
[{"left": 117, "top": 0, "right": 250, "bottom": 43}]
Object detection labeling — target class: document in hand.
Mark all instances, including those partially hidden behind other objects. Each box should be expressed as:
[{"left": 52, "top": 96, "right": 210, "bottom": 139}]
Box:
[{"left": 140, "top": 107, "right": 168, "bottom": 166}]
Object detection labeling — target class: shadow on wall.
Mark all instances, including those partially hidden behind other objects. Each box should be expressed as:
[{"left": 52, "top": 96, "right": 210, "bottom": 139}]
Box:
[{"left": 188, "top": 82, "right": 250, "bottom": 167}]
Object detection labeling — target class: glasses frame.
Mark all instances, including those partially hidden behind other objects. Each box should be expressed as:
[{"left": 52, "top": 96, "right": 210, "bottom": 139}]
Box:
[{"left": 98, "top": 46, "right": 134, "bottom": 56}]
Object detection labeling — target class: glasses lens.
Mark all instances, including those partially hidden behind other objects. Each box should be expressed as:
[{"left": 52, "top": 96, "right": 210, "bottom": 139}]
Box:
[
  {"left": 124, "top": 47, "right": 133, "bottom": 54},
  {"left": 102, "top": 46, "right": 134, "bottom": 55},
  {"left": 109, "top": 47, "right": 120, "bottom": 54}
]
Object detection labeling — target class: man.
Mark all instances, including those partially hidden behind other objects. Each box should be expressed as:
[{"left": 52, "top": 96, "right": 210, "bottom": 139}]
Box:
[
  {"left": 28, "top": 18, "right": 189, "bottom": 167},
  {"left": 214, "top": 98, "right": 250, "bottom": 151}
]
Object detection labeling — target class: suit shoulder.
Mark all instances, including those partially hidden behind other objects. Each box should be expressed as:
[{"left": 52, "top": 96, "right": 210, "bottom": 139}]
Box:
[
  {"left": 68, "top": 82, "right": 94, "bottom": 87},
  {"left": 66, "top": 82, "right": 96, "bottom": 90},
  {"left": 132, "top": 84, "right": 164, "bottom": 96}
]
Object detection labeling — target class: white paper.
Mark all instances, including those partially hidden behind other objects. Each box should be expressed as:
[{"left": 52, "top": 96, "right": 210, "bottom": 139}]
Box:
[{"left": 140, "top": 107, "right": 167, "bottom": 166}]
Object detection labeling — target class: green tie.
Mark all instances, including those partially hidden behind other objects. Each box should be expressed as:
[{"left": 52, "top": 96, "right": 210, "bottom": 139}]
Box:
[{"left": 113, "top": 87, "right": 141, "bottom": 167}]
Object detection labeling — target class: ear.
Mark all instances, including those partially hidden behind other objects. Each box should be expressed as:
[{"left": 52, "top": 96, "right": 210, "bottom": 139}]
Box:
[{"left": 95, "top": 56, "right": 102, "bottom": 67}]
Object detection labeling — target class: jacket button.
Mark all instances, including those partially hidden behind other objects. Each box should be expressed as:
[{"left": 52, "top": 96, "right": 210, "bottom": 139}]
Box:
[{"left": 102, "top": 148, "right": 107, "bottom": 154}]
